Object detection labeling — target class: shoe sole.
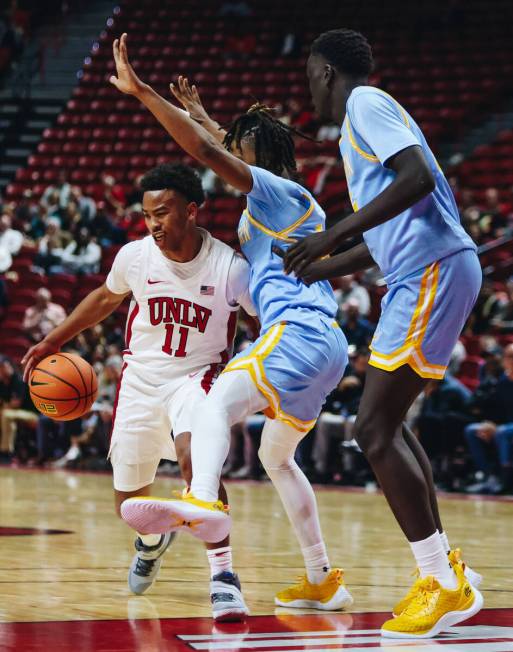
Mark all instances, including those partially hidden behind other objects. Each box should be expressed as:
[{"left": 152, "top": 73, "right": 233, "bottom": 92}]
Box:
[
  {"left": 274, "top": 586, "right": 354, "bottom": 611},
  {"left": 214, "top": 608, "right": 249, "bottom": 622},
  {"left": 121, "top": 498, "right": 231, "bottom": 543},
  {"left": 381, "top": 586, "right": 484, "bottom": 639}
]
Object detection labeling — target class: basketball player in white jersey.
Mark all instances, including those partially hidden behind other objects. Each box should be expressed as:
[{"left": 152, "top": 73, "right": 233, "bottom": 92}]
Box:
[{"left": 22, "top": 163, "right": 254, "bottom": 621}]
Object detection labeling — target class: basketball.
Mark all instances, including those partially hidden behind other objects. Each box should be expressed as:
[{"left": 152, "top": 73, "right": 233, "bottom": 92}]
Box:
[{"left": 29, "top": 353, "right": 98, "bottom": 421}]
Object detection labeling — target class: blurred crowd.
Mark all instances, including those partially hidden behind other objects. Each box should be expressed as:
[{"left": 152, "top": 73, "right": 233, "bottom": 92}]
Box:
[{"left": 1, "top": 152, "right": 513, "bottom": 495}]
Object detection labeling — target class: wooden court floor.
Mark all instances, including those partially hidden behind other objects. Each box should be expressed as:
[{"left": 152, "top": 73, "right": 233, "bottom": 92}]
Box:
[{"left": 1, "top": 467, "right": 512, "bottom": 650}]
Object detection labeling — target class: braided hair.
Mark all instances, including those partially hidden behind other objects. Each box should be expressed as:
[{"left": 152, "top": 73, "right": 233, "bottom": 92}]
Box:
[{"left": 223, "top": 104, "right": 311, "bottom": 177}]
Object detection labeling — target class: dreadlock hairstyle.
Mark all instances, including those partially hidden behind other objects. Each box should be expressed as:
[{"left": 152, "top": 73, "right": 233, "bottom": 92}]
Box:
[
  {"left": 223, "top": 103, "right": 313, "bottom": 177},
  {"left": 311, "top": 29, "right": 373, "bottom": 78}
]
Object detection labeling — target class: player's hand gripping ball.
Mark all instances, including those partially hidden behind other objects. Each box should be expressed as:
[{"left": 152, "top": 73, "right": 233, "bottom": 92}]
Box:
[{"left": 29, "top": 353, "right": 98, "bottom": 421}]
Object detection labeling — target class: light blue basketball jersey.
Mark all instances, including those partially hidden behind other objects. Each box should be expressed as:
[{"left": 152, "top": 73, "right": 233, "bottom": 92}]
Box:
[
  {"left": 238, "top": 166, "right": 338, "bottom": 332},
  {"left": 339, "top": 86, "right": 476, "bottom": 285}
]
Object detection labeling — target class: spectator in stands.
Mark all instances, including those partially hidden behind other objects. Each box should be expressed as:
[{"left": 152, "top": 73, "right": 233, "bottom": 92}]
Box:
[
  {"left": 53, "top": 403, "right": 111, "bottom": 468},
  {"left": 59, "top": 227, "right": 101, "bottom": 274},
  {"left": 464, "top": 343, "right": 513, "bottom": 494},
  {"left": 96, "top": 354, "right": 122, "bottom": 404},
  {"left": 490, "top": 278, "right": 513, "bottom": 333},
  {"left": 41, "top": 170, "right": 71, "bottom": 213},
  {"left": 0, "top": 213, "right": 23, "bottom": 257},
  {"left": 469, "top": 280, "right": 503, "bottom": 334},
  {"left": 0, "top": 356, "right": 38, "bottom": 462},
  {"left": 415, "top": 375, "right": 471, "bottom": 487},
  {"left": 334, "top": 275, "right": 371, "bottom": 319},
  {"left": 339, "top": 299, "right": 375, "bottom": 348},
  {"left": 34, "top": 219, "right": 67, "bottom": 273},
  {"left": 312, "top": 348, "right": 368, "bottom": 481},
  {"left": 71, "top": 186, "right": 97, "bottom": 223},
  {"left": 101, "top": 174, "right": 126, "bottom": 218},
  {"left": 22, "top": 288, "right": 66, "bottom": 342}
]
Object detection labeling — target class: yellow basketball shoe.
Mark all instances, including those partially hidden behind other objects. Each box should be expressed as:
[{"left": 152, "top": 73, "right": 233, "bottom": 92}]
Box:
[
  {"left": 275, "top": 569, "right": 354, "bottom": 610},
  {"left": 381, "top": 563, "right": 483, "bottom": 639},
  {"left": 121, "top": 493, "right": 231, "bottom": 543},
  {"left": 392, "top": 549, "right": 483, "bottom": 618},
  {"left": 448, "top": 548, "right": 483, "bottom": 588}
]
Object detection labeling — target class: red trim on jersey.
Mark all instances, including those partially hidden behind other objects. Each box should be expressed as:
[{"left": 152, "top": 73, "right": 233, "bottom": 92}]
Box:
[
  {"left": 109, "top": 361, "right": 127, "bottom": 441},
  {"left": 201, "top": 311, "right": 238, "bottom": 394},
  {"left": 125, "top": 302, "right": 139, "bottom": 348}
]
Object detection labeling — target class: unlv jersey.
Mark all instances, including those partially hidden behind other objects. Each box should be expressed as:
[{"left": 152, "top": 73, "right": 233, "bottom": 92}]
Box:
[{"left": 105, "top": 230, "right": 249, "bottom": 386}]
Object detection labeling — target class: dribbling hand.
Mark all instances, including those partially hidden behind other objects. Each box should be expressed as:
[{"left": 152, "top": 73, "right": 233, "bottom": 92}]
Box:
[{"left": 21, "top": 340, "right": 60, "bottom": 384}]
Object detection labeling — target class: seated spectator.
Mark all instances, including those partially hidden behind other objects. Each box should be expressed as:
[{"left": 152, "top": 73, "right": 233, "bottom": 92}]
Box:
[
  {"left": 491, "top": 278, "right": 513, "bottom": 333},
  {"left": 469, "top": 280, "right": 503, "bottom": 334},
  {"left": 464, "top": 343, "right": 513, "bottom": 494},
  {"left": 101, "top": 174, "right": 126, "bottom": 219},
  {"left": 339, "top": 299, "right": 375, "bottom": 348},
  {"left": 312, "top": 348, "right": 369, "bottom": 481},
  {"left": 71, "top": 186, "right": 97, "bottom": 223},
  {"left": 96, "top": 355, "right": 122, "bottom": 404},
  {"left": 34, "top": 219, "right": 67, "bottom": 274},
  {"left": 0, "top": 356, "right": 38, "bottom": 463},
  {"left": 415, "top": 374, "right": 471, "bottom": 487},
  {"left": 23, "top": 288, "right": 66, "bottom": 343},
  {"left": 316, "top": 123, "right": 341, "bottom": 141},
  {"left": 41, "top": 171, "right": 71, "bottom": 213},
  {"left": 53, "top": 402, "right": 111, "bottom": 468},
  {"left": 0, "top": 213, "right": 23, "bottom": 258},
  {"left": 334, "top": 275, "right": 371, "bottom": 319},
  {"left": 59, "top": 228, "right": 101, "bottom": 274}
]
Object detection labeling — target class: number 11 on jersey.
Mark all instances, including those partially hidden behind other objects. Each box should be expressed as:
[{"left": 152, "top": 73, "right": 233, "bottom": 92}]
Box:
[{"left": 162, "top": 324, "right": 189, "bottom": 357}]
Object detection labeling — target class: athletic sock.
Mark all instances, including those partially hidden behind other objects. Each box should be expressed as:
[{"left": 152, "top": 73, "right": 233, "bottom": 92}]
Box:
[
  {"left": 439, "top": 530, "right": 451, "bottom": 554},
  {"left": 207, "top": 545, "right": 233, "bottom": 577},
  {"left": 138, "top": 532, "right": 162, "bottom": 548},
  {"left": 302, "top": 542, "right": 331, "bottom": 584},
  {"left": 410, "top": 531, "right": 457, "bottom": 589}
]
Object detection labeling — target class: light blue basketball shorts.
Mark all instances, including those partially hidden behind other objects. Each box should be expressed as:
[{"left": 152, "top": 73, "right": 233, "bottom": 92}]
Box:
[
  {"left": 369, "top": 248, "right": 482, "bottom": 379},
  {"left": 223, "top": 319, "right": 348, "bottom": 432}
]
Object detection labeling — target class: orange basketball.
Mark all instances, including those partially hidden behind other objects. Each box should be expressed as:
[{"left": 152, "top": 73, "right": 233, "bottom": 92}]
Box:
[{"left": 29, "top": 352, "right": 98, "bottom": 421}]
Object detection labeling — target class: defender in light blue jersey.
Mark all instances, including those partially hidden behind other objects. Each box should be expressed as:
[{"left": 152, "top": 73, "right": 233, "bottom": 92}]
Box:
[
  {"left": 110, "top": 38, "right": 353, "bottom": 615},
  {"left": 281, "top": 29, "right": 483, "bottom": 637}
]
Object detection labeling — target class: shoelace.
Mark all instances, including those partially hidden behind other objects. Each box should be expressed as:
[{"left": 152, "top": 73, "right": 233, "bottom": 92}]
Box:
[
  {"left": 403, "top": 577, "right": 438, "bottom": 617},
  {"left": 135, "top": 556, "right": 158, "bottom": 577}
]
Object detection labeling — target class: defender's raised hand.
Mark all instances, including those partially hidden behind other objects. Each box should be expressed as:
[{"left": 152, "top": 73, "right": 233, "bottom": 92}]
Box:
[
  {"left": 170, "top": 76, "right": 209, "bottom": 123},
  {"left": 109, "top": 33, "right": 146, "bottom": 96}
]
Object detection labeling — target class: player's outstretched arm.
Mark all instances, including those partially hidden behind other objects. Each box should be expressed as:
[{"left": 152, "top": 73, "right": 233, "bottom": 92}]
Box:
[
  {"left": 110, "top": 33, "right": 252, "bottom": 193},
  {"left": 282, "top": 146, "right": 435, "bottom": 275},
  {"left": 273, "top": 241, "right": 376, "bottom": 285},
  {"left": 170, "top": 75, "right": 227, "bottom": 144},
  {"left": 21, "top": 284, "right": 128, "bottom": 382}
]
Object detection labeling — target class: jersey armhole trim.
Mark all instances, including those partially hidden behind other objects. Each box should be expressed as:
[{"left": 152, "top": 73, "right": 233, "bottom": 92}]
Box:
[{"left": 244, "top": 192, "right": 315, "bottom": 241}]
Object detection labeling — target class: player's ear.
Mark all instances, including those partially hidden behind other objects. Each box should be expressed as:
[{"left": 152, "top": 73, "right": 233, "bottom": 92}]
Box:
[
  {"left": 324, "top": 63, "right": 335, "bottom": 86},
  {"left": 186, "top": 201, "right": 198, "bottom": 222}
]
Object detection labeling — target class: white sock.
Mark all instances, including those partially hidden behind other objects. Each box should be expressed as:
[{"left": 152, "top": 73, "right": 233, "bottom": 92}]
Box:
[
  {"left": 207, "top": 545, "right": 233, "bottom": 577},
  {"left": 258, "top": 419, "right": 331, "bottom": 584},
  {"left": 410, "top": 531, "right": 457, "bottom": 589},
  {"left": 439, "top": 530, "right": 451, "bottom": 554},
  {"left": 302, "top": 542, "right": 331, "bottom": 584},
  {"left": 138, "top": 532, "right": 162, "bottom": 547},
  {"left": 191, "top": 371, "right": 267, "bottom": 502}
]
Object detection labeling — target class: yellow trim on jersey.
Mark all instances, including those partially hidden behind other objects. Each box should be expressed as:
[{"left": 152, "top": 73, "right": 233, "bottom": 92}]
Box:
[
  {"left": 243, "top": 193, "right": 315, "bottom": 242},
  {"left": 222, "top": 323, "right": 316, "bottom": 433},
  {"left": 345, "top": 117, "right": 379, "bottom": 163},
  {"left": 369, "top": 262, "right": 447, "bottom": 380},
  {"left": 373, "top": 88, "right": 411, "bottom": 128}
]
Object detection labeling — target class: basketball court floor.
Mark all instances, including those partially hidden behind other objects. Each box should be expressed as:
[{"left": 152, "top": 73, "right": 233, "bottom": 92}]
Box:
[{"left": 1, "top": 467, "right": 512, "bottom": 651}]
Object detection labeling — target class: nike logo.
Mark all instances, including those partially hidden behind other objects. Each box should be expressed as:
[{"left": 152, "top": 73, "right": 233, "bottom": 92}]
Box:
[{"left": 147, "top": 279, "right": 164, "bottom": 284}]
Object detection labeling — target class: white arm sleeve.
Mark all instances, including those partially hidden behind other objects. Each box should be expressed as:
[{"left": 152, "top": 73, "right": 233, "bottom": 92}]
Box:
[
  {"left": 226, "top": 253, "right": 256, "bottom": 316},
  {"left": 105, "top": 242, "right": 140, "bottom": 295}
]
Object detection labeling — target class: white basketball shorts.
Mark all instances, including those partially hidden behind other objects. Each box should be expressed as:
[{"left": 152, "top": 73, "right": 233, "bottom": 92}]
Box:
[{"left": 109, "top": 363, "right": 212, "bottom": 491}]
